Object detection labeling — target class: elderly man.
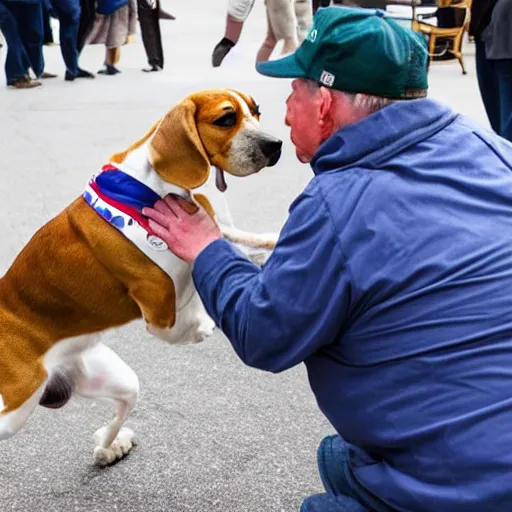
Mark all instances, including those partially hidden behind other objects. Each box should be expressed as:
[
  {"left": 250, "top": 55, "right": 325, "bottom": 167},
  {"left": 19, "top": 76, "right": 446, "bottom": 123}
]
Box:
[{"left": 144, "top": 6, "right": 512, "bottom": 511}]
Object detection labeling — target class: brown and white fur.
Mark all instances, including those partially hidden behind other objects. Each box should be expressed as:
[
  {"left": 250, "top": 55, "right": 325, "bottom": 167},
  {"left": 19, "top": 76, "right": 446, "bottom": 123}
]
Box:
[{"left": 0, "top": 88, "right": 282, "bottom": 467}]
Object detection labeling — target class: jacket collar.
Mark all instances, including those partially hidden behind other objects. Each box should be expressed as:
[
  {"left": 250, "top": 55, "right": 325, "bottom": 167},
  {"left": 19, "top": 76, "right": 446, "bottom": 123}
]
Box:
[{"left": 311, "top": 99, "right": 458, "bottom": 174}]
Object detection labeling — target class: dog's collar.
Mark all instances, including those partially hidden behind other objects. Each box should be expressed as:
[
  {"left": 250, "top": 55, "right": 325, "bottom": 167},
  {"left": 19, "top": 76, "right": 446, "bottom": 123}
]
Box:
[
  {"left": 84, "top": 163, "right": 168, "bottom": 247},
  {"left": 83, "top": 164, "right": 186, "bottom": 279}
]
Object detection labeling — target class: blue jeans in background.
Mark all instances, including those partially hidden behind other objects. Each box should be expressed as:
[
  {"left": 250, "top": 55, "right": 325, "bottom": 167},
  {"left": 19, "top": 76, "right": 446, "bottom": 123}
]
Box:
[
  {"left": 475, "top": 39, "right": 512, "bottom": 143},
  {"left": 0, "top": 0, "right": 44, "bottom": 77},
  {"left": 0, "top": 2, "right": 31, "bottom": 84},
  {"left": 47, "top": 0, "right": 80, "bottom": 76}
]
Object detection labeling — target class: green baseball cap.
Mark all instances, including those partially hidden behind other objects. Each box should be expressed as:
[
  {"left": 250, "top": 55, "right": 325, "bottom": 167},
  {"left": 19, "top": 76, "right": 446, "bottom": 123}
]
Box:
[{"left": 256, "top": 6, "right": 429, "bottom": 99}]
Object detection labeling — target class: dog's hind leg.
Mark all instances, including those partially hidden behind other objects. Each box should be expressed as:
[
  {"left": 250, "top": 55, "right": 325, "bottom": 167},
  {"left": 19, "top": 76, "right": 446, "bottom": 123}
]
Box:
[{"left": 75, "top": 343, "right": 139, "bottom": 467}]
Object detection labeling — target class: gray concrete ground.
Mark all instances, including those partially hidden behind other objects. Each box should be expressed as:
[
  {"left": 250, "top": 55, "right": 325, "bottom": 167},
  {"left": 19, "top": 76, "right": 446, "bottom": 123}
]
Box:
[{"left": 0, "top": 3, "right": 491, "bottom": 511}]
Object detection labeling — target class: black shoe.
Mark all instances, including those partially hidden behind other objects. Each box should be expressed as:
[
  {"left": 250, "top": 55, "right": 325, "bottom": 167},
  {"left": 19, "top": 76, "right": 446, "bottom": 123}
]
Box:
[
  {"left": 142, "top": 64, "right": 162, "bottom": 72},
  {"left": 77, "top": 68, "right": 95, "bottom": 78},
  {"left": 65, "top": 68, "right": 95, "bottom": 81},
  {"left": 212, "top": 38, "right": 235, "bottom": 68},
  {"left": 98, "top": 65, "right": 121, "bottom": 75}
]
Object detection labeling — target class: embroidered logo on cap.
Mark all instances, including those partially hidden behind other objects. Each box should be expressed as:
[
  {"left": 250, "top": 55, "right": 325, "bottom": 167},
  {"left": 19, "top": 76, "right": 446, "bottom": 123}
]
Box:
[
  {"left": 307, "top": 28, "right": 318, "bottom": 43},
  {"left": 319, "top": 70, "right": 335, "bottom": 87}
]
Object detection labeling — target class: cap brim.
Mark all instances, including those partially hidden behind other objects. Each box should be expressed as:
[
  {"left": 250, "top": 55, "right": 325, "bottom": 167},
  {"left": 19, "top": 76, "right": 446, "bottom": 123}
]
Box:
[{"left": 256, "top": 52, "right": 306, "bottom": 79}]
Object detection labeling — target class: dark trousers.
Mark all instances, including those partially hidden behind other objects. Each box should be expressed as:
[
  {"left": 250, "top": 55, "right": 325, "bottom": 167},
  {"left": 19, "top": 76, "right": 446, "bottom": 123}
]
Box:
[
  {"left": 0, "top": 1, "right": 44, "bottom": 77},
  {"left": 475, "top": 40, "right": 512, "bottom": 143},
  {"left": 0, "top": 2, "right": 31, "bottom": 84},
  {"left": 48, "top": 0, "right": 80, "bottom": 75},
  {"left": 138, "top": 0, "right": 163, "bottom": 68},
  {"left": 42, "top": 3, "right": 53, "bottom": 44}
]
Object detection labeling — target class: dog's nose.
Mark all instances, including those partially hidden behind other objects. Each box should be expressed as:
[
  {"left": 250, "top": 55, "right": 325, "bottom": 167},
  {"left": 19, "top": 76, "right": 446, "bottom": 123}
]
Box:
[
  {"left": 261, "top": 138, "right": 283, "bottom": 157},
  {"left": 260, "top": 138, "right": 283, "bottom": 167}
]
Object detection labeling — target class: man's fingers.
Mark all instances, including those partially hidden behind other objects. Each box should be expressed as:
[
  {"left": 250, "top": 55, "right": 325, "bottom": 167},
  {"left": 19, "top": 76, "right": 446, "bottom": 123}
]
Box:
[
  {"left": 164, "top": 194, "right": 199, "bottom": 216},
  {"left": 148, "top": 219, "right": 173, "bottom": 241},
  {"left": 175, "top": 196, "right": 199, "bottom": 215},
  {"left": 142, "top": 207, "right": 172, "bottom": 227},
  {"left": 153, "top": 199, "right": 177, "bottom": 217}
]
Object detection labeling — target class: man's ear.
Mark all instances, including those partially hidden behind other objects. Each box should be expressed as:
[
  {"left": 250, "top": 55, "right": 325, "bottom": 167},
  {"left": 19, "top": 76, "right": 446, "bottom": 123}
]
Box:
[
  {"left": 318, "top": 87, "right": 335, "bottom": 138},
  {"left": 319, "top": 86, "right": 334, "bottom": 119},
  {"left": 149, "top": 99, "right": 211, "bottom": 189}
]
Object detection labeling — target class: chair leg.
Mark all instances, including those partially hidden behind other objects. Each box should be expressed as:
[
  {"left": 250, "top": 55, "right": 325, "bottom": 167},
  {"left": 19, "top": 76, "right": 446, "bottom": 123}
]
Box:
[
  {"left": 427, "top": 34, "right": 436, "bottom": 70},
  {"left": 454, "top": 51, "right": 466, "bottom": 74}
]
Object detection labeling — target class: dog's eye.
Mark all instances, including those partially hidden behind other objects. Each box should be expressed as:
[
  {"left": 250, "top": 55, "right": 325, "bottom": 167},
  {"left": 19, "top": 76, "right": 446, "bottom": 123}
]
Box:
[{"left": 213, "top": 112, "right": 237, "bottom": 127}]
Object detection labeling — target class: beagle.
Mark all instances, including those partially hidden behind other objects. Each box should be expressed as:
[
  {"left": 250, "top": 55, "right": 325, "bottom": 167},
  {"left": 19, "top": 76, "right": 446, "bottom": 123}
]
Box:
[{"left": 0, "top": 88, "right": 282, "bottom": 467}]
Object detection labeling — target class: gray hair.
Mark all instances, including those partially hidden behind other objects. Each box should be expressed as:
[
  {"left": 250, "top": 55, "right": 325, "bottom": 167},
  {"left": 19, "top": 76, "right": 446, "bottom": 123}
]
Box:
[
  {"left": 302, "top": 79, "right": 397, "bottom": 115},
  {"left": 349, "top": 93, "right": 397, "bottom": 115}
]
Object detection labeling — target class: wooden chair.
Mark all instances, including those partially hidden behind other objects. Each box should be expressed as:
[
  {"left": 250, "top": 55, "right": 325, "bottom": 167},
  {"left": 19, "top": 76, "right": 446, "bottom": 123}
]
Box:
[{"left": 412, "top": 0, "right": 472, "bottom": 74}]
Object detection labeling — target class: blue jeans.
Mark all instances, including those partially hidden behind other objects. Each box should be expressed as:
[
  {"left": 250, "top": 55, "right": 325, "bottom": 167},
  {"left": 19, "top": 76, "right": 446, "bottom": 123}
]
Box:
[
  {"left": 475, "top": 39, "right": 512, "bottom": 143},
  {"left": 0, "top": 2, "right": 31, "bottom": 84},
  {"left": 47, "top": 0, "right": 80, "bottom": 75},
  {"left": 301, "top": 435, "right": 393, "bottom": 512},
  {"left": 0, "top": 1, "right": 44, "bottom": 77}
]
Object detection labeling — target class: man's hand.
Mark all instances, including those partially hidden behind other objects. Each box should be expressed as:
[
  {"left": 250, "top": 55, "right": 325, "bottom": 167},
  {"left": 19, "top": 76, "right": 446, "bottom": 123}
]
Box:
[{"left": 142, "top": 195, "right": 221, "bottom": 263}]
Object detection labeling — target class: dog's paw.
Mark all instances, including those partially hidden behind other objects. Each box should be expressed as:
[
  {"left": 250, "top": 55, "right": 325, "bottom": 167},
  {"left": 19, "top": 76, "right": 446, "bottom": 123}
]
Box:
[
  {"left": 196, "top": 317, "right": 215, "bottom": 342},
  {"left": 93, "top": 427, "right": 136, "bottom": 467}
]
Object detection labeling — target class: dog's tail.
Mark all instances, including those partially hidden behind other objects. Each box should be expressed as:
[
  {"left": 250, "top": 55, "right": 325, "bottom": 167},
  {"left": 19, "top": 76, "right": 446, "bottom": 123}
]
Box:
[{"left": 220, "top": 225, "right": 278, "bottom": 251}]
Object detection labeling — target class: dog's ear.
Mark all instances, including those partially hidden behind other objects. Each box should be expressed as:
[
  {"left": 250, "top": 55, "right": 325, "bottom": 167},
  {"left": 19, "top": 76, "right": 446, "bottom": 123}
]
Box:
[
  {"left": 148, "top": 99, "right": 211, "bottom": 189},
  {"left": 110, "top": 119, "right": 160, "bottom": 165}
]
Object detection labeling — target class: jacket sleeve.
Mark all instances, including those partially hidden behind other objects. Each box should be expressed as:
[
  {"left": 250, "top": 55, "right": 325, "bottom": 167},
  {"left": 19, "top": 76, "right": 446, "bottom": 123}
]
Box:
[{"left": 192, "top": 183, "right": 352, "bottom": 373}]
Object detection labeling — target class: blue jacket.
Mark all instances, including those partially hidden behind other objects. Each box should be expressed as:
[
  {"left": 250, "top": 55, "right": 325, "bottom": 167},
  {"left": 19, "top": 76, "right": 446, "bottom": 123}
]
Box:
[
  {"left": 193, "top": 98, "right": 512, "bottom": 511},
  {"left": 96, "top": 0, "right": 127, "bottom": 16}
]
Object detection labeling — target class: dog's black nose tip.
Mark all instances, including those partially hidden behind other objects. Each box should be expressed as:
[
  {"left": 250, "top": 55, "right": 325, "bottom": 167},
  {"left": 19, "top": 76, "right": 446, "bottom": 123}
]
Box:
[
  {"left": 262, "top": 139, "right": 283, "bottom": 158},
  {"left": 267, "top": 149, "right": 281, "bottom": 167}
]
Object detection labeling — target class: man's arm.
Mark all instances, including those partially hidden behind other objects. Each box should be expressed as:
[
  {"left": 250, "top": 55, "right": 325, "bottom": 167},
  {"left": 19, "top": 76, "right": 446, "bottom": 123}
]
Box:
[{"left": 192, "top": 185, "right": 352, "bottom": 373}]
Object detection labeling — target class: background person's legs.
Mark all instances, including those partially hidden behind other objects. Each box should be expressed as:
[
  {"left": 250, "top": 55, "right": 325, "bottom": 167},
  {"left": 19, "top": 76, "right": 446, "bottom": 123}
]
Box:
[
  {"left": 212, "top": 0, "right": 255, "bottom": 67},
  {"left": 42, "top": 3, "right": 54, "bottom": 44},
  {"left": 6, "top": 1, "right": 44, "bottom": 77},
  {"left": 494, "top": 59, "right": 512, "bottom": 142},
  {"left": 475, "top": 40, "right": 501, "bottom": 136},
  {"left": 48, "top": 0, "right": 80, "bottom": 76},
  {"left": 138, "top": 0, "right": 164, "bottom": 71},
  {"left": 0, "top": 2, "right": 41, "bottom": 87}
]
